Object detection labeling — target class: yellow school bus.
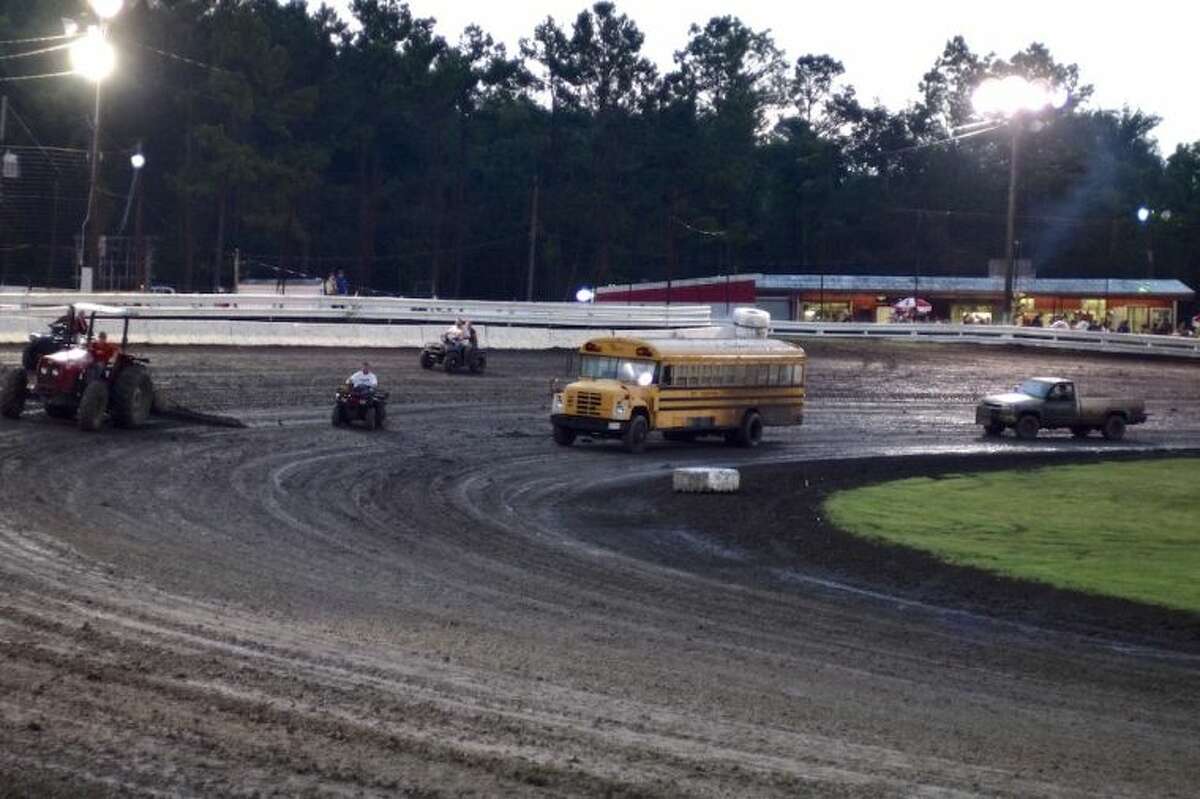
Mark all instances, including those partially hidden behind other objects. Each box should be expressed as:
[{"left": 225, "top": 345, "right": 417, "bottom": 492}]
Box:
[{"left": 550, "top": 333, "right": 806, "bottom": 452}]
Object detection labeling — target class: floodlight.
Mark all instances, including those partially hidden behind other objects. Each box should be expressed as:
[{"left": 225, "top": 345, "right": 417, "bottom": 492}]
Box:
[
  {"left": 70, "top": 26, "right": 116, "bottom": 82},
  {"left": 89, "top": 0, "right": 124, "bottom": 19}
]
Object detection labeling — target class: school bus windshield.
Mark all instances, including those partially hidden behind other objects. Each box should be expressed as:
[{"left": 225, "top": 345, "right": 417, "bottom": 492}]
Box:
[{"left": 579, "top": 355, "right": 657, "bottom": 386}]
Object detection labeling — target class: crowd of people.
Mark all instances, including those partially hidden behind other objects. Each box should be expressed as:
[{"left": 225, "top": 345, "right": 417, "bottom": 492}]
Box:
[{"left": 1018, "top": 312, "right": 1197, "bottom": 336}]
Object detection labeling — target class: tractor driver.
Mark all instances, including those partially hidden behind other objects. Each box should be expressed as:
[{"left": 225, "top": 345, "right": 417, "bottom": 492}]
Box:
[
  {"left": 88, "top": 331, "right": 120, "bottom": 365},
  {"left": 347, "top": 361, "right": 378, "bottom": 393}
]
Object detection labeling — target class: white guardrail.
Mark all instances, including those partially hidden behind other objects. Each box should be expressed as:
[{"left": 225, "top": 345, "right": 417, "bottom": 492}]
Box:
[
  {"left": 0, "top": 292, "right": 712, "bottom": 350},
  {"left": 771, "top": 320, "right": 1200, "bottom": 359}
]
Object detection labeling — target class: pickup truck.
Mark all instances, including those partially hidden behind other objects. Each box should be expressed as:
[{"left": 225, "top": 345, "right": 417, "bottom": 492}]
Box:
[{"left": 975, "top": 377, "right": 1147, "bottom": 441}]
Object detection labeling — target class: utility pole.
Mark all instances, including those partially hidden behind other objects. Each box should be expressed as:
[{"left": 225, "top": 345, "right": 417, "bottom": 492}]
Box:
[
  {"left": 525, "top": 174, "right": 539, "bottom": 301},
  {"left": 1002, "top": 118, "right": 1022, "bottom": 325},
  {"left": 81, "top": 83, "right": 103, "bottom": 291}
]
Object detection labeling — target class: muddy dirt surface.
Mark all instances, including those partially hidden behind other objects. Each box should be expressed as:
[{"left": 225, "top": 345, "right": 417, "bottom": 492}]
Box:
[{"left": 0, "top": 340, "right": 1198, "bottom": 797}]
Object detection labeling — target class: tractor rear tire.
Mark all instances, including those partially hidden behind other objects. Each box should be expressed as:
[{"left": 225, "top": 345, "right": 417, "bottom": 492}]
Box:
[
  {"left": 419, "top": 351, "right": 436, "bottom": 369},
  {"left": 111, "top": 365, "right": 154, "bottom": 428},
  {"left": 78, "top": 382, "right": 109, "bottom": 432},
  {"left": 468, "top": 353, "right": 486, "bottom": 374},
  {"left": 1102, "top": 414, "right": 1127, "bottom": 441},
  {"left": 1, "top": 369, "right": 27, "bottom": 420},
  {"left": 443, "top": 351, "right": 463, "bottom": 373}
]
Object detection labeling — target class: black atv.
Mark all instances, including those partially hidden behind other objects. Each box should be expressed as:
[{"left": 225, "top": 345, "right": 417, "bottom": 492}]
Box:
[
  {"left": 331, "top": 384, "right": 388, "bottom": 430},
  {"left": 22, "top": 317, "right": 77, "bottom": 371},
  {"left": 419, "top": 337, "right": 486, "bottom": 374}
]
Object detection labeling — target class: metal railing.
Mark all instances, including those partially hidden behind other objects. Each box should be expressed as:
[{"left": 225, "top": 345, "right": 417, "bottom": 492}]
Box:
[
  {"left": 770, "top": 320, "right": 1200, "bottom": 359},
  {"left": 0, "top": 292, "right": 713, "bottom": 329}
]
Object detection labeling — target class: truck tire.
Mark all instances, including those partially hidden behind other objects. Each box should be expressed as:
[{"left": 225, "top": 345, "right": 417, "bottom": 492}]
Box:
[
  {"left": 1, "top": 369, "right": 27, "bottom": 419},
  {"left": 1015, "top": 414, "right": 1040, "bottom": 440},
  {"left": 622, "top": 415, "right": 648, "bottom": 453},
  {"left": 443, "top": 351, "right": 462, "bottom": 373},
  {"left": 734, "top": 410, "right": 764, "bottom": 448},
  {"left": 983, "top": 421, "right": 1004, "bottom": 437},
  {"left": 1070, "top": 426, "right": 1091, "bottom": 439},
  {"left": 419, "top": 351, "right": 436, "bottom": 369},
  {"left": 77, "top": 381, "right": 109, "bottom": 432},
  {"left": 552, "top": 424, "right": 576, "bottom": 446},
  {"left": 1101, "top": 414, "right": 1126, "bottom": 441},
  {"left": 111, "top": 365, "right": 154, "bottom": 428}
]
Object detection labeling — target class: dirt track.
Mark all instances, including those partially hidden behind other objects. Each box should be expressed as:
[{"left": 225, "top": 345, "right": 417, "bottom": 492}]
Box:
[{"left": 1, "top": 340, "right": 1198, "bottom": 797}]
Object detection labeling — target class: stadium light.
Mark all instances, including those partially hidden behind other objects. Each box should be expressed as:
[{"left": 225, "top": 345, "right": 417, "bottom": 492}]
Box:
[
  {"left": 69, "top": 26, "right": 116, "bottom": 82},
  {"left": 1136, "top": 207, "right": 1151, "bottom": 223},
  {"left": 575, "top": 287, "right": 595, "bottom": 303},
  {"left": 972, "top": 75, "right": 1067, "bottom": 117},
  {"left": 971, "top": 75, "right": 1068, "bottom": 325},
  {"left": 130, "top": 152, "right": 146, "bottom": 170},
  {"left": 89, "top": 0, "right": 125, "bottom": 19}
]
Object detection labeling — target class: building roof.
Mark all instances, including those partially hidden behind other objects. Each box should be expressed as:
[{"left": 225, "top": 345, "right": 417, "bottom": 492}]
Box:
[{"left": 753, "top": 273, "right": 1194, "bottom": 298}]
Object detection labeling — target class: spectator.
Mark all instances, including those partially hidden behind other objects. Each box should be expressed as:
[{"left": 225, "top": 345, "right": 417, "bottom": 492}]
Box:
[
  {"left": 335, "top": 269, "right": 350, "bottom": 296},
  {"left": 323, "top": 272, "right": 337, "bottom": 296},
  {"left": 1117, "top": 319, "right": 1130, "bottom": 333}
]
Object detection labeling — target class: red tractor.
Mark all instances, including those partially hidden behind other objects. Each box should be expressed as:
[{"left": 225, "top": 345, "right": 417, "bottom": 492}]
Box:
[{"left": 1, "top": 303, "right": 156, "bottom": 432}]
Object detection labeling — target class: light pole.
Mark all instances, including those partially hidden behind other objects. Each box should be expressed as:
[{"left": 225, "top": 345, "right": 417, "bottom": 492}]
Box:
[
  {"left": 70, "top": 1, "right": 122, "bottom": 290},
  {"left": 973, "top": 76, "right": 1067, "bottom": 324}
]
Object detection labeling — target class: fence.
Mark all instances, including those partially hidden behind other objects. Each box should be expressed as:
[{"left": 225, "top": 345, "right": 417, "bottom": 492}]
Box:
[
  {"left": 770, "top": 320, "right": 1200, "bottom": 359},
  {"left": 0, "top": 292, "right": 713, "bottom": 349}
]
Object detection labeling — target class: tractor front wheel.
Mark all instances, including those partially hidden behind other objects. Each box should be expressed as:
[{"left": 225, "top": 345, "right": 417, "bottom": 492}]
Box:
[
  {"left": 77, "top": 382, "right": 109, "bottom": 432},
  {"left": 1, "top": 369, "right": 27, "bottom": 420},
  {"left": 443, "top": 351, "right": 463, "bottom": 373}
]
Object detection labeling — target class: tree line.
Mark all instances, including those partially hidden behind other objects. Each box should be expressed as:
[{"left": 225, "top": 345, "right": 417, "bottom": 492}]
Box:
[{"left": 0, "top": 0, "right": 1197, "bottom": 303}]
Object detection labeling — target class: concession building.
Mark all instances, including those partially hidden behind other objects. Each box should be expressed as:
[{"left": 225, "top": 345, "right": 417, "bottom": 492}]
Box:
[{"left": 594, "top": 272, "right": 1195, "bottom": 330}]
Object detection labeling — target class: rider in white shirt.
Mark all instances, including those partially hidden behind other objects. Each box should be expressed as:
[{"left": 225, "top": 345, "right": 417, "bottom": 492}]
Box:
[{"left": 348, "top": 361, "right": 378, "bottom": 390}]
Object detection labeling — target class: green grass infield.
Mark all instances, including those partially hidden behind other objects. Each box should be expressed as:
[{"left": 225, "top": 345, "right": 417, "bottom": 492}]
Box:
[{"left": 824, "top": 458, "right": 1200, "bottom": 613}]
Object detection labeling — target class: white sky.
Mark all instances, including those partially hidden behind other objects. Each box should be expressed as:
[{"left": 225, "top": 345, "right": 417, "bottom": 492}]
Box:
[{"left": 311, "top": 0, "right": 1197, "bottom": 154}]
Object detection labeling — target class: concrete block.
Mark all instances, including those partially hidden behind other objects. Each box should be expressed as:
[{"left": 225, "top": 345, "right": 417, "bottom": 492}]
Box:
[{"left": 673, "top": 467, "right": 740, "bottom": 494}]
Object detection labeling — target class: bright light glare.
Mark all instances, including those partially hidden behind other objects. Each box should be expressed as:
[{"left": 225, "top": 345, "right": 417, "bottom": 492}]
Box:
[
  {"left": 575, "top": 287, "right": 595, "bottom": 303},
  {"left": 130, "top": 153, "right": 146, "bottom": 169},
  {"left": 70, "top": 26, "right": 116, "bottom": 82},
  {"left": 89, "top": 0, "right": 124, "bottom": 19},
  {"left": 1137, "top": 207, "right": 1151, "bottom": 223},
  {"left": 973, "top": 76, "right": 1065, "bottom": 117},
  {"left": 636, "top": 372, "right": 653, "bottom": 387}
]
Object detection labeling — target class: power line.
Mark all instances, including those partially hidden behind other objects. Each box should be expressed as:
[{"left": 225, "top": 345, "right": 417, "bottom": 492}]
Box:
[
  {"left": 0, "top": 70, "right": 75, "bottom": 82},
  {"left": 0, "top": 42, "right": 72, "bottom": 61},
  {"left": 0, "top": 33, "right": 79, "bottom": 46}
]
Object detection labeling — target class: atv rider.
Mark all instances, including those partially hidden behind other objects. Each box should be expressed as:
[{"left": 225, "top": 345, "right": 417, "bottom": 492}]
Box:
[
  {"left": 346, "top": 361, "right": 378, "bottom": 394},
  {"left": 54, "top": 309, "right": 88, "bottom": 342}
]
